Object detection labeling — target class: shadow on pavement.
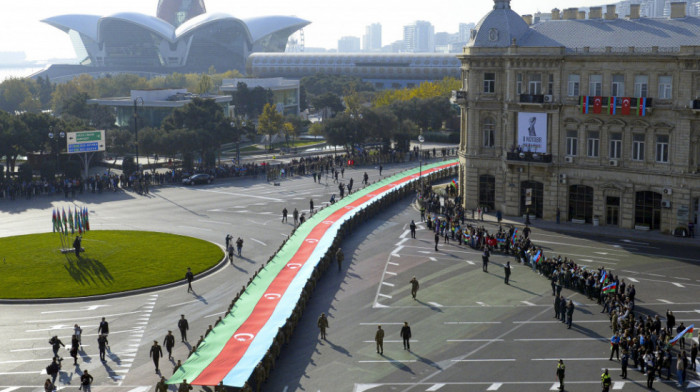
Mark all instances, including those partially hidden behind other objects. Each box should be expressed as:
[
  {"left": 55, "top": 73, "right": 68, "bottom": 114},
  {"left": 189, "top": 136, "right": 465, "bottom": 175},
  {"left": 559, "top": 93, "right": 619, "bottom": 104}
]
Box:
[{"left": 63, "top": 256, "right": 114, "bottom": 286}]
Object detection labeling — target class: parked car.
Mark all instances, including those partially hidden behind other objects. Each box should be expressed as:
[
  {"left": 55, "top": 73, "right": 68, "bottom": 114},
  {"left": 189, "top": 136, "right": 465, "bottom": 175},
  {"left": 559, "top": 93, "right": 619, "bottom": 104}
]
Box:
[{"left": 182, "top": 173, "right": 213, "bottom": 185}]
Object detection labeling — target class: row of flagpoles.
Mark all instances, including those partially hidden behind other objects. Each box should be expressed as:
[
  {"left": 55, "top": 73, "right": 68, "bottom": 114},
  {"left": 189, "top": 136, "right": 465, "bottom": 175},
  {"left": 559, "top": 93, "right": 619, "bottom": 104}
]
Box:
[{"left": 52, "top": 206, "right": 90, "bottom": 235}]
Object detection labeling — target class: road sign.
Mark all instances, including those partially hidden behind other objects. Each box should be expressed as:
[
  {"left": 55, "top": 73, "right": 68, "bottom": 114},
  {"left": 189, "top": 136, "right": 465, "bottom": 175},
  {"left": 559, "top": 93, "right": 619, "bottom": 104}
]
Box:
[{"left": 67, "top": 130, "right": 105, "bottom": 154}]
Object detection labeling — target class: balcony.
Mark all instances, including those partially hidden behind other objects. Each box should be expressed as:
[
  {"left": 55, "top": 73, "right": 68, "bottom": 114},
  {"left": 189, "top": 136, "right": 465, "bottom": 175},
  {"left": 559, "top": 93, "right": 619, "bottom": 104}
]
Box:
[
  {"left": 519, "top": 94, "right": 545, "bottom": 104},
  {"left": 578, "top": 96, "right": 653, "bottom": 114},
  {"left": 506, "top": 151, "right": 553, "bottom": 163}
]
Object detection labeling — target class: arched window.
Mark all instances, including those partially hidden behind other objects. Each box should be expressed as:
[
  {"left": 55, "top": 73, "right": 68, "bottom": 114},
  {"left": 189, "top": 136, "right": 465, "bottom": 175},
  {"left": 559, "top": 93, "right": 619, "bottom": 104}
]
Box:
[{"left": 483, "top": 117, "right": 495, "bottom": 147}]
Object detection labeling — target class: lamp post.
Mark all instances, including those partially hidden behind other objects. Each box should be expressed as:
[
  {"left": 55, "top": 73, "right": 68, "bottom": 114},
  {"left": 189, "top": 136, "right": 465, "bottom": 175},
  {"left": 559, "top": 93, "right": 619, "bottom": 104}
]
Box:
[
  {"left": 133, "top": 97, "right": 144, "bottom": 171},
  {"left": 519, "top": 151, "right": 539, "bottom": 225},
  {"left": 418, "top": 134, "right": 425, "bottom": 193},
  {"left": 48, "top": 126, "right": 65, "bottom": 175},
  {"left": 230, "top": 119, "right": 244, "bottom": 166}
]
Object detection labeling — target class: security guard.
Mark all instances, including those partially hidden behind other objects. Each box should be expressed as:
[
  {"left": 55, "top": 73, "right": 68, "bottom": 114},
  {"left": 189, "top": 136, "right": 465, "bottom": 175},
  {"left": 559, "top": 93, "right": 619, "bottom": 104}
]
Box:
[
  {"left": 556, "top": 359, "right": 565, "bottom": 390},
  {"left": 601, "top": 368, "right": 612, "bottom": 392}
]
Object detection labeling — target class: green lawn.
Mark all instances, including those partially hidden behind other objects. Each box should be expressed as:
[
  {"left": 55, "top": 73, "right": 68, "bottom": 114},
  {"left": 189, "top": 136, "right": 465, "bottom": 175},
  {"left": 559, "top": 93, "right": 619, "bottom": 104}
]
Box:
[{"left": 0, "top": 231, "right": 223, "bottom": 299}]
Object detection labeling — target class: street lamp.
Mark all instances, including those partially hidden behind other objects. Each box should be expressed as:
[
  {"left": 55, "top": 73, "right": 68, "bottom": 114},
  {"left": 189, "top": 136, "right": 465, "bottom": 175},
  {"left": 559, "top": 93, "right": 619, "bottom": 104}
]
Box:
[
  {"left": 48, "top": 126, "right": 65, "bottom": 174},
  {"left": 230, "top": 119, "right": 244, "bottom": 166},
  {"left": 133, "top": 96, "right": 144, "bottom": 171},
  {"left": 418, "top": 134, "right": 425, "bottom": 193},
  {"left": 519, "top": 151, "right": 539, "bottom": 225}
]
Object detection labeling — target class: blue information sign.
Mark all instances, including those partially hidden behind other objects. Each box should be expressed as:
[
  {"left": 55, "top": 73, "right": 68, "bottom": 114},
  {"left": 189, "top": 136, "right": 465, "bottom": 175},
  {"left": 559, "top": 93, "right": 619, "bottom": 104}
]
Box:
[{"left": 68, "top": 142, "right": 100, "bottom": 153}]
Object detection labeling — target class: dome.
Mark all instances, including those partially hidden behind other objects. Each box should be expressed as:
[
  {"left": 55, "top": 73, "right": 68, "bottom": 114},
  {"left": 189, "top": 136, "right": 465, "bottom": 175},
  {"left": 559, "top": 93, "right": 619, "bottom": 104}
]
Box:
[
  {"left": 157, "top": 0, "right": 206, "bottom": 27},
  {"left": 467, "top": 0, "right": 530, "bottom": 48}
]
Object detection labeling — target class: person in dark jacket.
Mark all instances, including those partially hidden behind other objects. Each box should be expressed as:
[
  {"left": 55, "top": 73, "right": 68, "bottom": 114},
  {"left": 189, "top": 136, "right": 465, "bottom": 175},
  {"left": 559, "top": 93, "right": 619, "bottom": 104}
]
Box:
[
  {"left": 400, "top": 322, "right": 412, "bottom": 351},
  {"left": 150, "top": 340, "right": 163, "bottom": 373}
]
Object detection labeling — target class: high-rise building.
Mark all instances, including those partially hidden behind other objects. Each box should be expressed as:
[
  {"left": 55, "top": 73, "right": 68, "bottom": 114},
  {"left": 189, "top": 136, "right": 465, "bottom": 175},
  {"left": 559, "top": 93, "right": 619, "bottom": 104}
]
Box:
[
  {"left": 338, "top": 36, "right": 361, "bottom": 53},
  {"left": 459, "top": 23, "right": 475, "bottom": 42},
  {"left": 402, "top": 21, "right": 435, "bottom": 53},
  {"left": 363, "top": 23, "right": 382, "bottom": 52}
]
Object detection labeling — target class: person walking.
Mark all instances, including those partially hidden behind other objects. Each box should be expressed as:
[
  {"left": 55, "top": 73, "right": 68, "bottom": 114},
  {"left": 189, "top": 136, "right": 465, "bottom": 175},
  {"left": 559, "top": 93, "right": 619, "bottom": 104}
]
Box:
[
  {"left": 49, "top": 335, "right": 65, "bottom": 358},
  {"left": 150, "top": 340, "right": 163, "bottom": 373},
  {"left": 74, "top": 324, "right": 83, "bottom": 348},
  {"left": 155, "top": 376, "right": 168, "bottom": 392},
  {"left": 185, "top": 267, "right": 194, "bottom": 293},
  {"left": 646, "top": 360, "right": 656, "bottom": 389},
  {"left": 504, "top": 261, "right": 511, "bottom": 284},
  {"left": 555, "top": 359, "right": 565, "bottom": 390},
  {"left": 80, "top": 369, "right": 93, "bottom": 392},
  {"left": 554, "top": 294, "right": 561, "bottom": 319},
  {"left": 236, "top": 237, "right": 243, "bottom": 257},
  {"left": 225, "top": 234, "right": 232, "bottom": 249},
  {"left": 97, "top": 334, "right": 108, "bottom": 361},
  {"left": 666, "top": 309, "right": 676, "bottom": 334},
  {"left": 620, "top": 349, "right": 629, "bottom": 379},
  {"left": 410, "top": 220, "right": 417, "bottom": 239},
  {"left": 336, "top": 248, "right": 344, "bottom": 271},
  {"left": 601, "top": 369, "right": 612, "bottom": 392},
  {"left": 400, "top": 322, "right": 412, "bottom": 351},
  {"left": 375, "top": 325, "right": 384, "bottom": 355},
  {"left": 309, "top": 199, "right": 314, "bottom": 213},
  {"left": 178, "top": 314, "right": 189, "bottom": 342},
  {"left": 70, "top": 334, "right": 79, "bottom": 365},
  {"left": 44, "top": 378, "right": 55, "bottom": 392},
  {"left": 282, "top": 207, "right": 288, "bottom": 223},
  {"left": 691, "top": 342, "right": 698, "bottom": 371},
  {"left": 178, "top": 380, "right": 193, "bottom": 392},
  {"left": 97, "top": 317, "right": 109, "bottom": 336},
  {"left": 317, "top": 313, "right": 329, "bottom": 340},
  {"left": 560, "top": 296, "right": 567, "bottom": 323},
  {"left": 163, "top": 330, "right": 175, "bottom": 360},
  {"left": 410, "top": 276, "right": 419, "bottom": 300},
  {"left": 566, "top": 300, "right": 575, "bottom": 329},
  {"left": 46, "top": 357, "right": 61, "bottom": 384},
  {"left": 434, "top": 232, "right": 439, "bottom": 252},
  {"left": 293, "top": 208, "right": 299, "bottom": 226}
]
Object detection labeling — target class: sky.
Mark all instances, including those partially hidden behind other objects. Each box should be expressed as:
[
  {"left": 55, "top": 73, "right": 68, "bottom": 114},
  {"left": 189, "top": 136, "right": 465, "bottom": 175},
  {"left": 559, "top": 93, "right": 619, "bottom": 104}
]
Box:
[{"left": 1, "top": 0, "right": 606, "bottom": 62}]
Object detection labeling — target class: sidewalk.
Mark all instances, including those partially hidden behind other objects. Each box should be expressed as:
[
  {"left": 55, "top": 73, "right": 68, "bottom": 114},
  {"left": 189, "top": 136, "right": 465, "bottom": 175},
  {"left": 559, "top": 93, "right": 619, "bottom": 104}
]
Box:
[{"left": 481, "top": 211, "right": 700, "bottom": 248}]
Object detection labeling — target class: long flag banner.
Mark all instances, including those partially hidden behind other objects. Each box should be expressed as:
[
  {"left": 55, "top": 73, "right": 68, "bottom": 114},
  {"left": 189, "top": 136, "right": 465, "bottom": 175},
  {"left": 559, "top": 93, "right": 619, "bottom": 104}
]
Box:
[
  {"left": 510, "top": 228, "right": 518, "bottom": 246},
  {"left": 669, "top": 324, "right": 694, "bottom": 346},
  {"left": 168, "top": 160, "right": 459, "bottom": 387},
  {"left": 533, "top": 250, "right": 542, "bottom": 264},
  {"left": 600, "top": 270, "right": 607, "bottom": 284}
]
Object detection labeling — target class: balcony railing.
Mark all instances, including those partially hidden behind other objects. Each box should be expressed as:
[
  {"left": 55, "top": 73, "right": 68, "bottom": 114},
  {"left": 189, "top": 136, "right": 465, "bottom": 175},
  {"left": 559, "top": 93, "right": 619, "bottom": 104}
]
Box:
[
  {"left": 506, "top": 152, "right": 553, "bottom": 163},
  {"left": 519, "top": 94, "right": 545, "bottom": 104}
]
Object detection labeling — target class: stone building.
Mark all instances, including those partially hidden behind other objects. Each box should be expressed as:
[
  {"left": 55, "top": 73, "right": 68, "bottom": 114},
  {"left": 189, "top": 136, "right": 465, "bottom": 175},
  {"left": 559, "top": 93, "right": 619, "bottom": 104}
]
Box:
[{"left": 457, "top": 0, "right": 700, "bottom": 233}]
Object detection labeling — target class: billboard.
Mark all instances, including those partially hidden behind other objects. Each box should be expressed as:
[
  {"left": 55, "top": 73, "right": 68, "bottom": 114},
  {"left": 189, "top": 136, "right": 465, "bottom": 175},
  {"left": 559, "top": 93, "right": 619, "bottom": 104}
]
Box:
[
  {"left": 517, "top": 112, "right": 548, "bottom": 154},
  {"left": 67, "top": 130, "right": 105, "bottom": 154}
]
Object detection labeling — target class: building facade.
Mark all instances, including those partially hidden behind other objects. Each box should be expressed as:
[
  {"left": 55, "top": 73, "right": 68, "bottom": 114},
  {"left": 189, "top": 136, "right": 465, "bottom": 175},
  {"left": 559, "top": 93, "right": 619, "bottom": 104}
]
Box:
[
  {"left": 363, "top": 23, "right": 382, "bottom": 52},
  {"left": 403, "top": 21, "right": 435, "bottom": 53},
  {"left": 338, "top": 36, "right": 362, "bottom": 53},
  {"left": 457, "top": 0, "right": 700, "bottom": 233}
]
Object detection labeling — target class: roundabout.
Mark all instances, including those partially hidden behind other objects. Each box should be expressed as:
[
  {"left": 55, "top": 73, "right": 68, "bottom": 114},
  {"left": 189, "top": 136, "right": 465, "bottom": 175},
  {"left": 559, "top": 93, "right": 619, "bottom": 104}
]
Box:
[{"left": 0, "top": 231, "right": 223, "bottom": 299}]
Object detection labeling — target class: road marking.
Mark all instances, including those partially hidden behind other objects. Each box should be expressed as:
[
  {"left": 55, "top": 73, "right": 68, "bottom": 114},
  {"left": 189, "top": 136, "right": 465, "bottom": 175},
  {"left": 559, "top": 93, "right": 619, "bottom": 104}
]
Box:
[
  {"left": 358, "top": 360, "right": 417, "bottom": 363},
  {"left": 673, "top": 282, "right": 685, "bottom": 288},
  {"left": 127, "top": 388, "right": 151, "bottom": 392},
  {"left": 392, "top": 246, "right": 404, "bottom": 255},
  {"left": 26, "top": 310, "right": 143, "bottom": 323},
  {"left": 612, "top": 381, "right": 625, "bottom": 390},
  {"left": 444, "top": 321, "right": 502, "bottom": 325},
  {"left": 674, "top": 277, "right": 691, "bottom": 281},
  {"left": 465, "top": 260, "right": 475, "bottom": 265},
  {"left": 167, "top": 299, "right": 200, "bottom": 308},
  {"left": 359, "top": 322, "right": 405, "bottom": 325},
  {"left": 428, "top": 302, "right": 443, "bottom": 308},
  {"left": 400, "top": 230, "right": 411, "bottom": 239},
  {"left": 452, "top": 359, "right": 515, "bottom": 362},
  {"left": 487, "top": 383, "right": 503, "bottom": 391},
  {"left": 363, "top": 340, "right": 419, "bottom": 343},
  {"left": 194, "top": 189, "right": 283, "bottom": 202},
  {"left": 521, "top": 301, "right": 536, "bottom": 306},
  {"left": 382, "top": 282, "right": 395, "bottom": 287},
  {"left": 176, "top": 225, "right": 212, "bottom": 232},
  {"left": 250, "top": 238, "right": 267, "bottom": 246},
  {"left": 476, "top": 302, "right": 488, "bottom": 307},
  {"left": 378, "top": 294, "right": 392, "bottom": 299},
  {"left": 626, "top": 277, "right": 639, "bottom": 283},
  {"left": 532, "top": 357, "right": 609, "bottom": 361},
  {"left": 549, "top": 383, "right": 560, "bottom": 390},
  {"left": 425, "top": 384, "right": 445, "bottom": 391},
  {"left": 513, "top": 320, "right": 608, "bottom": 324},
  {"left": 0, "top": 371, "right": 41, "bottom": 375},
  {"left": 447, "top": 339, "right": 504, "bottom": 342},
  {"left": 658, "top": 299, "right": 674, "bottom": 304},
  {"left": 429, "top": 257, "right": 437, "bottom": 262},
  {"left": 418, "top": 251, "right": 432, "bottom": 254},
  {"left": 41, "top": 305, "right": 109, "bottom": 314},
  {"left": 11, "top": 345, "right": 91, "bottom": 352},
  {"left": 514, "top": 337, "right": 606, "bottom": 342},
  {"left": 388, "top": 262, "right": 399, "bottom": 266},
  {"left": 0, "top": 387, "right": 21, "bottom": 391},
  {"left": 385, "top": 271, "right": 397, "bottom": 276},
  {"left": 204, "top": 311, "right": 227, "bottom": 318},
  {"left": 396, "top": 238, "right": 409, "bottom": 246}
]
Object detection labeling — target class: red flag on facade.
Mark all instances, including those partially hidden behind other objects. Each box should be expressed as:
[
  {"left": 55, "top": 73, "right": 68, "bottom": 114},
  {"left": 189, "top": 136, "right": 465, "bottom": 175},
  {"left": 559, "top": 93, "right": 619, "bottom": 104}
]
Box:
[
  {"left": 621, "top": 97, "right": 631, "bottom": 115},
  {"left": 593, "top": 96, "right": 603, "bottom": 114}
]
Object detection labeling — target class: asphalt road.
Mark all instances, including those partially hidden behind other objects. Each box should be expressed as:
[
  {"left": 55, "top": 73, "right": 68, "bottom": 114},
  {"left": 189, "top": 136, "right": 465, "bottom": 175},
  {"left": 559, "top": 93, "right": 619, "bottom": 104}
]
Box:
[{"left": 0, "top": 159, "right": 699, "bottom": 392}]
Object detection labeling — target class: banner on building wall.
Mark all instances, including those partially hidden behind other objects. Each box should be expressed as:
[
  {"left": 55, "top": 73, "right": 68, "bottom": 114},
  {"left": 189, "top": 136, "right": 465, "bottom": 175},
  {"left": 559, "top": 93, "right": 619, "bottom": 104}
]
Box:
[{"left": 517, "top": 112, "right": 548, "bottom": 154}]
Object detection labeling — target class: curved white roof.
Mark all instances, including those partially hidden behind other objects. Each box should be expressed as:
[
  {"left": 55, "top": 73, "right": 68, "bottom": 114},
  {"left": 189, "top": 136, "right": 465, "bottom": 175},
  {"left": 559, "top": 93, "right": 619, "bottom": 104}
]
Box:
[
  {"left": 41, "top": 14, "right": 101, "bottom": 41},
  {"left": 98, "top": 12, "right": 176, "bottom": 42},
  {"left": 243, "top": 15, "right": 310, "bottom": 42},
  {"left": 175, "top": 12, "right": 252, "bottom": 42}
]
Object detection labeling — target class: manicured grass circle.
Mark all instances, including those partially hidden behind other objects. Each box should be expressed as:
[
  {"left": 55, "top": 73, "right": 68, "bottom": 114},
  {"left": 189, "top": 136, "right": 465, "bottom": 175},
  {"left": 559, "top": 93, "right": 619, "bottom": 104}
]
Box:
[{"left": 0, "top": 231, "right": 223, "bottom": 299}]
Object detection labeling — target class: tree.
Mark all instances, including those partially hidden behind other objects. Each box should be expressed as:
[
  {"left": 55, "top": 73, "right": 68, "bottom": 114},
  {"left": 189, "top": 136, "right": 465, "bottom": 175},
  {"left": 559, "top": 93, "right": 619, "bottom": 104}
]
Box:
[
  {"left": 0, "top": 78, "right": 34, "bottom": 113},
  {"left": 0, "top": 111, "right": 30, "bottom": 176},
  {"left": 257, "top": 103, "right": 284, "bottom": 151},
  {"left": 311, "top": 92, "right": 344, "bottom": 117},
  {"left": 196, "top": 74, "right": 213, "bottom": 94},
  {"left": 162, "top": 98, "right": 232, "bottom": 168}
]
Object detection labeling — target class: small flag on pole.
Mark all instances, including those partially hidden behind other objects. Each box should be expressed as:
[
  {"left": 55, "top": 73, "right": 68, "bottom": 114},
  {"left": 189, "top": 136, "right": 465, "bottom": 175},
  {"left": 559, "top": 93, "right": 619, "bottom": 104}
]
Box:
[{"left": 602, "top": 281, "right": 617, "bottom": 293}]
